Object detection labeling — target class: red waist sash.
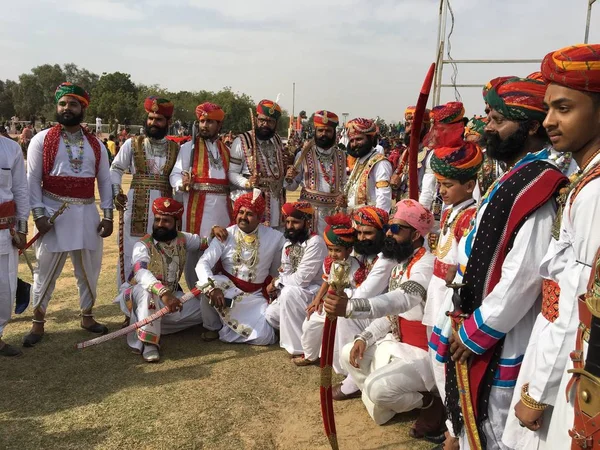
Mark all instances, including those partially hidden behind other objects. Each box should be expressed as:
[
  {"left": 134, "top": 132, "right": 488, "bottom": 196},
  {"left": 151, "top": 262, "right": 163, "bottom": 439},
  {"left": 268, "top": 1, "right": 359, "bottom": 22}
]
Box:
[
  {"left": 191, "top": 176, "right": 229, "bottom": 185},
  {"left": 42, "top": 175, "right": 95, "bottom": 198},
  {"left": 0, "top": 200, "right": 16, "bottom": 229},
  {"left": 221, "top": 269, "right": 272, "bottom": 300},
  {"left": 398, "top": 317, "right": 429, "bottom": 351}
]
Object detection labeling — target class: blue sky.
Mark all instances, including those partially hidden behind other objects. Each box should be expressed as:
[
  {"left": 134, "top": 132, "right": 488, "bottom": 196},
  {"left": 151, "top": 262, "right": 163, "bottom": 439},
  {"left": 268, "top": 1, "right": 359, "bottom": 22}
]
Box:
[{"left": 1, "top": 0, "right": 599, "bottom": 122}]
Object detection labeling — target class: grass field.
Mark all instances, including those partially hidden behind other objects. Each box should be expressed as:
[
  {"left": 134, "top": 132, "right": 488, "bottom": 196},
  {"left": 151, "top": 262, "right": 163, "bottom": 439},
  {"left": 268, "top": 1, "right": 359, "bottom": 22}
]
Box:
[{"left": 0, "top": 175, "right": 434, "bottom": 450}]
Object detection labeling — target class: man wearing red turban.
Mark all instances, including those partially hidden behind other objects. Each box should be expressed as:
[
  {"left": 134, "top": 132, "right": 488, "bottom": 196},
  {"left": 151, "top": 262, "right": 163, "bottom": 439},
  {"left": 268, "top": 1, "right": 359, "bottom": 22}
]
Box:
[
  {"left": 229, "top": 99, "right": 286, "bottom": 228},
  {"left": 23, "top": 82, "right": 114, "bottom": 347},
  {"left": 110, "top": 96, "right": 180, "bottom": 288},
  {"left": 113, "top": 197, "right": 227, "bottom": 362},
  {"left": 508, "top": 44, "right": 600, "bottom": 450},
  {"left": 284, "top": 110, "right": 347, "bottom": 234},
  {"left": 170, "top": 102, "right": 232, "bottom": 291},
  {"left": 195, "top": 189, "right": 287, "bottom": 344},
  {"left": 264, "top": 202, "right": 328, "bottom": 357},
  {"left": 342, "top": 118, "right": 393, "bottom": 213}
]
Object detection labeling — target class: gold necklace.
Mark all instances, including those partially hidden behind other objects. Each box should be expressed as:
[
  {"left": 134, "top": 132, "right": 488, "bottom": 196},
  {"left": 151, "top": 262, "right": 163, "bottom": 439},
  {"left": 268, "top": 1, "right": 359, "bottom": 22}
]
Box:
[{"left": 233, "top": 229, "right": 260, "bottom": 279}]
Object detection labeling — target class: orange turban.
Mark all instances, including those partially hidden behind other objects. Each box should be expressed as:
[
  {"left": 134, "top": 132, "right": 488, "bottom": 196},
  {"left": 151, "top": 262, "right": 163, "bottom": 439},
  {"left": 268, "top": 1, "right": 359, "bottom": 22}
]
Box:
[
  {"left": 195, "top": 102, "right": 225, "bottom": 121},
  {"left": 281, "top": 202, "right": 314, "bottom": 220},
  {"left": 144, "top": 96, "right": 174, "bottom": 118},
  {"left": 352, "top": 206, "right": 389, "bottom": 230},
  {"left": 346, "top": 118, "right": 376, "bottom": 138},
  {"left": 313, "top": 110, "right": 339, "bottom": 128}
]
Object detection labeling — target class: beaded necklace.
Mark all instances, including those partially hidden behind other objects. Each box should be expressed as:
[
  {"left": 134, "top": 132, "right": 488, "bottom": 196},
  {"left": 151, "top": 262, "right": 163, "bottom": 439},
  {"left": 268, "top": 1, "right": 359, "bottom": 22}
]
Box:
[
  {"left": 233, "top": 228, "right": 260, "bottom": 280},
  {"left": 62, "top": 130, "right": 85, "bottom": 173}
]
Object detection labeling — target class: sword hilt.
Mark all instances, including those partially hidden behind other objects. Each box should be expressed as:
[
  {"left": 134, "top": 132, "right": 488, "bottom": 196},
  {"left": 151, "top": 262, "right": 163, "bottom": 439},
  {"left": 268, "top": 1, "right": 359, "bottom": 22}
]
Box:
[{"left": 196, "top": 278, "right": 216, "bottom": 294}]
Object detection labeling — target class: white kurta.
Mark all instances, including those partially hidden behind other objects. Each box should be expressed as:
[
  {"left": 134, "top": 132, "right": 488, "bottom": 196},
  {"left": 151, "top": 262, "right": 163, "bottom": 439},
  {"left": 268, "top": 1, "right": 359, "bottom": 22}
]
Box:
[
  {"left": 170, "top": 139, "right": 232, "bottom": 290},
  {"left": 110, "top": 137, "right": 174, "bottom": 284},
  {"left": 418, "top": 151, "right": 438, "bottom": 210},
  {"left": 115, "top": 232, "right": 204, "bottom": 352},
  {"left": 300, "top": 256, "right": 363, "bottom": 368},
  {"left": 27, "top": 128, "right": 113, "bottom": 313},
  {"left": 431, "top": 157, "right": 558, "bottom": 448},
  {"left": 195, "top": 224, "right": 285, "bottom": 345},
  {"left": 341, "top": 319, "right": 432, "bottom": 425},
  {"left": 264, "top": 234, "right": 328, "bottom": 355},
  {"left": 503, "top": 154, "right": 600, "bottom": 450},
  {"left": 0, "top": 136, "right": 29, "bottom": 337},
  {"left": 228, "top": 135, "right": 284, "bottom": 227},
  {"left": 346, "top": 149, "right": 393, "bottom": 212},
  {"left": 284, "top": 146, "right": 347, "bottom": 235}
]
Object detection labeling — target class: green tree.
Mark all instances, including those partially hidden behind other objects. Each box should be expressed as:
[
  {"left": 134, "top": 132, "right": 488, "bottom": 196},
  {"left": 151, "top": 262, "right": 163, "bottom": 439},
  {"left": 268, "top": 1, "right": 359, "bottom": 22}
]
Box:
[
  {"left": 0, "top": 80, "right": 16, "bottom": 121},
  {"left": 11, "top": 74, "right": 45, "bottom": 119},
  {"left": 63, "top": 63, "right": 99, "bottom": 93},
  {"left": 87, "top": 72, "right": 138, "bottom": 123}
]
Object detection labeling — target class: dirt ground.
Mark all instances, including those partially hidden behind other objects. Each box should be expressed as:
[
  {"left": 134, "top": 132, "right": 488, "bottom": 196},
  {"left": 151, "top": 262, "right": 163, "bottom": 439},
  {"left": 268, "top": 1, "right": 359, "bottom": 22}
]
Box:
[{"left": 0, "top": 175, "right": 435, "bottom": 450}]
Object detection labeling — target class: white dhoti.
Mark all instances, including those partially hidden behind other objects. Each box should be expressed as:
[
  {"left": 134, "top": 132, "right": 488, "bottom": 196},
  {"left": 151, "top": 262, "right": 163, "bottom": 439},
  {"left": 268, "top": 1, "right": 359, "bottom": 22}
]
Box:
[
  {"left": 340, "top": 336, "right": 432, "bottom": 425},
  {"left": 115, "top": 284, "right": 203, "bottom": 352},
  {"left": 0, "top": 251, "right": 18, "bottom": 337},
  {"left": 300, "top": 310, "right": 346, "bottom": 374},
  {"left": 265, "top": 284, "right": 320, "bottom": 355},
  {"left": 205, "top": 275, "right": 275, "bottom": 346},
  {"left": 32, "top": 240, "right": 103, "bottom": 313}
]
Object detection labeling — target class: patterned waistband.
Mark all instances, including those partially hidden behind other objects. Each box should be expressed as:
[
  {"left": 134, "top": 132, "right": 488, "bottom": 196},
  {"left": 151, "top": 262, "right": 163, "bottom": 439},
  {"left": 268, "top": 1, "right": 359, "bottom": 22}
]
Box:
[
  {"left": 43, "top": 190, "right": 95, "bottom": 205},
  {"left": 131, "top": 175, "right": 171, "bottom": 191},
  {"left": 299, "top": 188, "right": 337, "bottom": 205},
  {"left": 0, "top": 216, "right": 15, "bottom": 229},
  {"left": 190, "top": 183, "right": 230, "bottom": 195},
  {"left": 433, "top": 259, "right": 452, "bottom": 280}
]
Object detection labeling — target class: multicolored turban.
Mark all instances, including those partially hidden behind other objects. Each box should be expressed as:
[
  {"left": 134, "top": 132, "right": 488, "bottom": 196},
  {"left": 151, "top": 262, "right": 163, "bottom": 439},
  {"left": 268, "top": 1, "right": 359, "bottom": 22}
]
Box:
[
  {"left": 144, "top": 96, "right": 174, "bottom": 118},
  {"left": 323, "top": 213, "right": 355, "bottom": 248},
  {"left": 256, "top": 99, "right": 282, "bottom": 120},
  {"left": 527, "top": 71, "right": 545, "bottom": 82},
  {"left": 431, "top": 141, "right": 483, "bottom": 181},
  {"left": 431, "top": 101, "right": 465, "bottom": 124},
  {"left": 541, "top": 44, "right": 600, "bottom": 93},
  {"left": 152, "top": 197, "right": 184, "bottom": 221},
  {"left": 346, "top": 118, "right": 377, "bottom": 138},
  {"left": 352, "top": 206, "right": 389, "bottom": 230},
  {"left": 464, "top": 116, "right": 487, "bottom": 140},
  {"left": 195, "top": 102, "right": 225, "bottom": 122},
  {"left": 54, "top": 82, "right": 90, "bottom": 107},
  {"left": 233, "top": 189, "right": 266, "bottom": 220},
  {"left": 483, "top": 76, "right": 547, "bottom": 122},
  {"left": 404, "top": 106, "right": 431, "bottom": 122},
  {"left": 393, "top": 199, "right": 434, "bottom": 237},
  {"left": 281, "top": 202, "right": 314, "bottom": 220},
  {"left": 313, "top": 110, "right": 339, "bottom": 129}
]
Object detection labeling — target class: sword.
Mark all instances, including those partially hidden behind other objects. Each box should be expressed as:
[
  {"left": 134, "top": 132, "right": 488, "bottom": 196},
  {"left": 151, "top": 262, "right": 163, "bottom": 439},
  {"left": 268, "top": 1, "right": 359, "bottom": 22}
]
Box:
[
  {"left": 10, "top": 229, "right": 34, "bottom": 275},
  {"left": 285, "top": 139, "right": 313, "bottom": 182},
  {"left": 75, "top": 279, "right": 214, "bottom": 350},
  {"left": 19, "top": 202, "right": 69, "bottom": 254},
  {"left": 319, "top": 260, "right": 350, "bottom": 450}
]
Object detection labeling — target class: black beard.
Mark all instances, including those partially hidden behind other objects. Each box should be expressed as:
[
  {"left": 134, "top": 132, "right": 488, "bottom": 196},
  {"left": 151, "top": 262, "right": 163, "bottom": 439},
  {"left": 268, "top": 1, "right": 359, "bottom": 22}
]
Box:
[
  {"left": 145, "top": 123, "right": 168, "bottom": 139},
  {"left": 284, "top": 227, "right": 309, "bottom": 244},
  {"left": 347, "top": 139, "right": 374, "bottom": 158},
  {"left": 381, "top": 236, "right": 414, "bottom": 262},
  {"left": 315, "top": 134, "right": 335, "bottom": 149},
  {"left": 198, "top": 129, "right": 218, "bottom": 140},
  {"left": 353, "top": 233, "right": 384, "bottom": 256},
  {"left": 56, "top": 111, "right": 84, "bottom": 127},
  {"left": 483, "top": 123, "right": 530, "bottom": 163},
  {"left": 256, "top": 126, "right": 276, "bottom": 140},
  {"left": 152, "top": 226, "right": 178, "bottom": 242}
]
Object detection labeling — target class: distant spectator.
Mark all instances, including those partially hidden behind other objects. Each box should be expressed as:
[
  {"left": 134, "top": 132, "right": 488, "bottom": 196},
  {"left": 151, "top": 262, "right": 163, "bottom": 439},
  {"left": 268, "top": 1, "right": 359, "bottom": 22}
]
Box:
[{"left": 106, "top": 134, "right": 117, "bottom": 157}]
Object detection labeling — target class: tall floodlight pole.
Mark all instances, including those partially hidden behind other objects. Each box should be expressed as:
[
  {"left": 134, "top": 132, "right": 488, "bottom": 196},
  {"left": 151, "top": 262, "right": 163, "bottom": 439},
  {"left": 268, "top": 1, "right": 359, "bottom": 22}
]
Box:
[{"left": 585, "top": 0, "right": 597, "bottom": 44}]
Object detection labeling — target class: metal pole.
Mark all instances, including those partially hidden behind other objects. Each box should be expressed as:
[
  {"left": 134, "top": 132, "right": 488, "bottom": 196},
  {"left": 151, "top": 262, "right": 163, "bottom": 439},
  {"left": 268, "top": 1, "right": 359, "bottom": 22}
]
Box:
[
  {"left": 434, "top": 0, "right": 448, "bottom": 106},
  {"left": 432, "top": 0, "right": 444, "bottom": 108},
  {"left": 292, "top": 82, "right": 296, "bottom": 119},
  {"left": 441, "top": 59, "right": 542, "bottom": 64},
  {"left": 585, "top": 0, "right": 596, "bottom": 44}
]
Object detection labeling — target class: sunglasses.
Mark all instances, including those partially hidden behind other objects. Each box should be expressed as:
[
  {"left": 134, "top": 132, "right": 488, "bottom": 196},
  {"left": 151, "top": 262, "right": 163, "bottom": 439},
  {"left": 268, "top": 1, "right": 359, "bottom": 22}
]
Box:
[{"left": 383, "top": 223, "right": 413, "bottom": 234}]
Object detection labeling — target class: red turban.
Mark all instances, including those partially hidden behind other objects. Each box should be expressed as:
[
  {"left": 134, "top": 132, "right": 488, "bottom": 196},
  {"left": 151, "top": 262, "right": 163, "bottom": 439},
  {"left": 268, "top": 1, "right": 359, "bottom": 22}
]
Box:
[
  {"left": 541, "top": 44, "right": 600, "bottom": 93},
  {"left": 144, "top": 96, "right": 174, "bottom": 118},
  {"left": 527, "top": 71, "right": 544, "bottom": 82},
  {"left": 233, "top": 190, "right": 266, "bottom": 220},
  {"left": 152, "top": 197, "right": 184, "bottom": 220},
  {"left": 281, "top": 202, "right": 314, "bottom": 220},
  {"left": 323, "top": 213, "right": 355, "bottom": 248},
  {"left": 484, "top": 77, "right": 547, "bottom": 122},
  {"left": 313, "top": 110, "right": 339, "bottom": 129},
  {"left": 195, "top": 102, "right": 225, "bottom": 121},
  {"left": 431, "top": 102, "right": 465, "bottom": 124},
  {"left": 256, "top": 99, "right": 282, "bottom": 120},
  {"left": 352, "top": 206, "right": 389, "bottom": 230},
  {"left": 346, "top": 118, "right": 377, "bottom": 138}
]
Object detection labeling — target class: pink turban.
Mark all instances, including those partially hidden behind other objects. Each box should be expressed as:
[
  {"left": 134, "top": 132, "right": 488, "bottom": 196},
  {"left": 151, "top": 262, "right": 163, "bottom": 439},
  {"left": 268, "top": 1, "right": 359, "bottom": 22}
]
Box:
[{"left": 393, "top": 199, "right": 434, "bottom": 237}]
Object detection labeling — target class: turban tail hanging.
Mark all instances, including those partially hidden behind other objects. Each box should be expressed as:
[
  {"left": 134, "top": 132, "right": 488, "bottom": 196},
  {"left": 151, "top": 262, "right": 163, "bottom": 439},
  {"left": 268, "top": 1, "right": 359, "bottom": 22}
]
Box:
[{"left": 409, "top": 63, "right": 436, "bottom": 200}]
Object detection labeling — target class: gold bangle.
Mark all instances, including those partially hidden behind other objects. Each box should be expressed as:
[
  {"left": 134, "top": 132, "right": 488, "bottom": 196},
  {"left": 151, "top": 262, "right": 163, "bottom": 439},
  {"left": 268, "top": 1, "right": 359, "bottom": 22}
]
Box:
[{"left": 520, "top": 383, "right": 548, "bottom": 411}]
